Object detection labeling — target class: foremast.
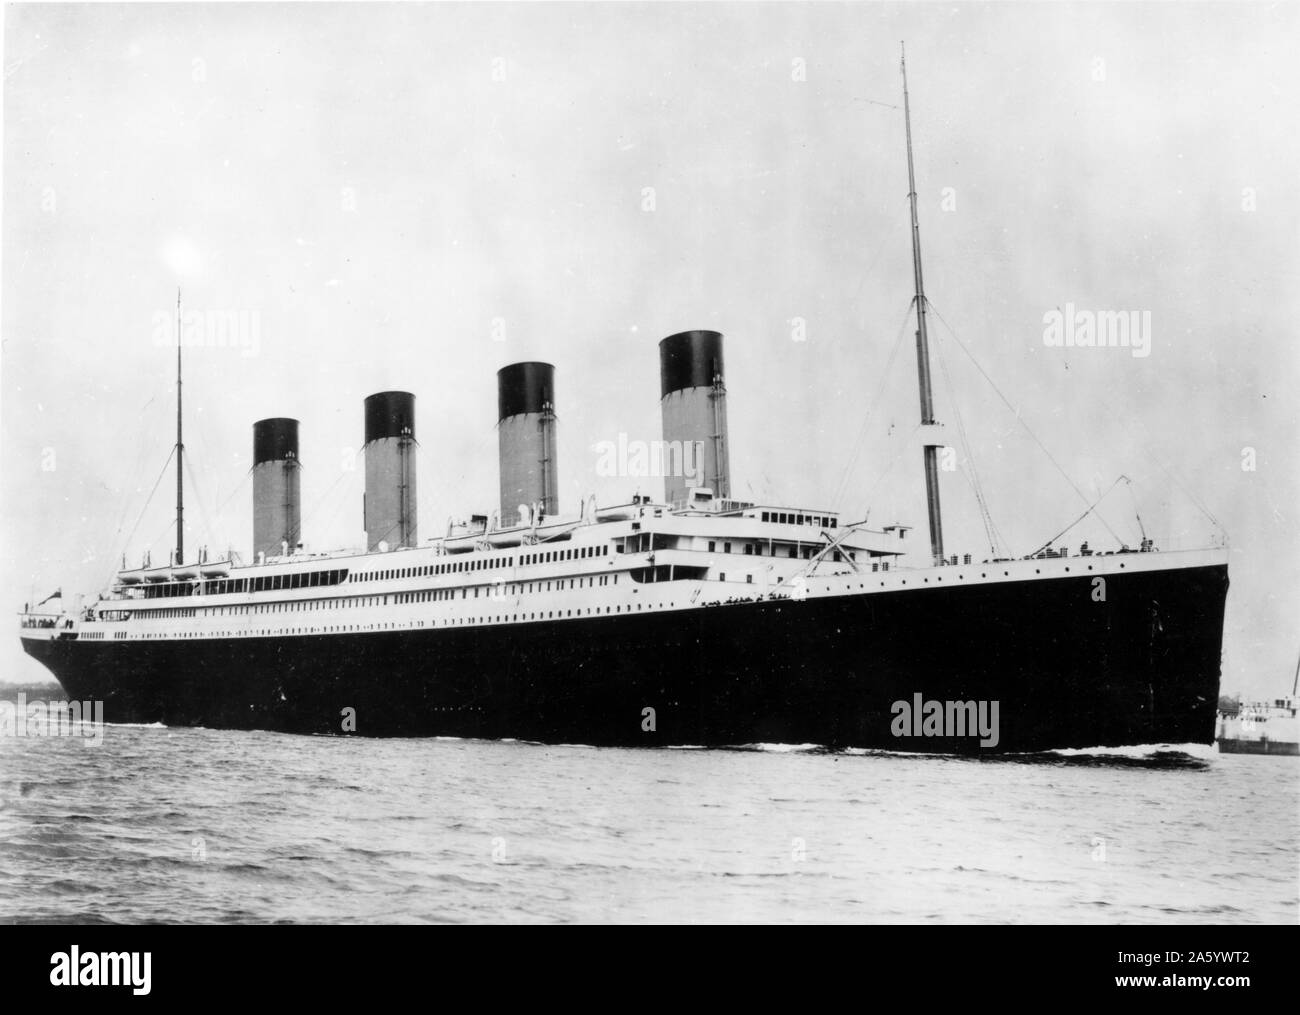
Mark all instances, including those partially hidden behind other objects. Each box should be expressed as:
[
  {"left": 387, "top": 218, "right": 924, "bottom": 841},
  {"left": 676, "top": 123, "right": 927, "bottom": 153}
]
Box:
[
  {"left": 901, "top": 43, "right": 945, "bottom": 565},
  {"left": 175, "top": 288, "right": 185, "bottom": 566}
]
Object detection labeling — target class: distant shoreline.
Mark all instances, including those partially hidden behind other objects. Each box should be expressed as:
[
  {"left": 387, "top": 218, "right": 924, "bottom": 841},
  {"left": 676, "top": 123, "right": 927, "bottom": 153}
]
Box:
[{"left": 0, "top": 681, "right": 64, "bottom": 702}]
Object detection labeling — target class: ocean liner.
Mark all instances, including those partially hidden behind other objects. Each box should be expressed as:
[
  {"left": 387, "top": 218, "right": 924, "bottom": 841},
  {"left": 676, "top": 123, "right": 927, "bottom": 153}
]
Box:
[{"left": 18, "top": 52, "right": 1229, "bottom": 751}]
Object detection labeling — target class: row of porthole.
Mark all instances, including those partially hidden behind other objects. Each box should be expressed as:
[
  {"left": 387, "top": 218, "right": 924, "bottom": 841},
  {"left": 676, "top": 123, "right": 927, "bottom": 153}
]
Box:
[
  {"left": 111, "top": 554, "right": 1127, "bottom": 637},
  {"left": 790, "top": 559, "right": 1123, "bottom": 596},
  {"left": 107, "top": 557, "right": 1134, "bottom": 638},
  {"left": 769, "top": 557, "right": 1132, "bottom": 602},
  {"left": 136, "top": 573, "right": 622, "bottom": 622},
  {"left": 451, "top": 601, "right": 680, "bottom": 625},
  {"left": 108, "top": 598, "right": 688, "bottom": 640}
]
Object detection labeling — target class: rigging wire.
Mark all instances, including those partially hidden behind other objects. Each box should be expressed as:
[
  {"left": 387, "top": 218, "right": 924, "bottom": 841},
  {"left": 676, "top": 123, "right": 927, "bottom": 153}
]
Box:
[
  {"left": 99, "top": 397, "right": 175, "bottom": 588},
  {"left": 1135, "top": 443, "right": 1225, "bottom": 538},
  {"left": 183, "top": 449, "right": 220, "bottom": 555},
  {"left": 430, "top": 421, "right": 504, "bottom": 538},
  {"left": 924, "top": 299, "right": 1127, "bottom": 550},
  {"left": 859, "top": 420, "right": 923, "bottom": 517},
  {"left": 830, "top": 302, "right": 916, "bottom": 512},
  {"left": 301, "top": 459, "right": 360, "bottom": 547},
  {"left": 204, "top": 469, "right": 252, "bottom": 559},
  {"left": 1038, "top": 308, "right": 1225, "bottom": 540},
  {"left": 184, "top": 398, "right": 229, "bottom": 550},
  {"left": 142, "top": 466, "right": 250, "bottom": 563},
  {"left": 1069, "top": 375, "right": 1226, "bottom": 540},
  {"left": 1125, "top": 475, "right": 1148, "bottom": 543},
  {"left": 105, "top": 416, "right": 161, "bottom": 551},
  {"left": 850, "top": 213, "right": 905, "bottom": 319},
  {"left": 1027, "top": 476, "right": 1128, "bottom": 558},
  {"left": 932, "top": 313, "right": 1004, "bottom": 558},
  {"left": 112, "top": 446, "right": 175, "bottom": 574},
  {"left": 952, "top": 461, "right": 996, "bottom": 556}
]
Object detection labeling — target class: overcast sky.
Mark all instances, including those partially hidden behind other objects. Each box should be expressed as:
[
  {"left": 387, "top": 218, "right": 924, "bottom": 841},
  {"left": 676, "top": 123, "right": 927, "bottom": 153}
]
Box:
[{"left": 3, "top": 1, "right": 1297, "bottom": 697}]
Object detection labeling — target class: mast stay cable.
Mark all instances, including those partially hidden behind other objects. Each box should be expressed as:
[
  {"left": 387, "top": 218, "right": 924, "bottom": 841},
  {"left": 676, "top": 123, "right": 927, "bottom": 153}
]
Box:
[
  {"left": 932, "top": 316, "right": 1005, "bottom": 558},
  {"left": 924, "top": 299, "right": 1127, "bottom": 550},
  {"left": 1027, "top": 476, "right": 1128, "bottom": 558},
  {"left": 830, "top": 301, "right": 915, "bottom": 512},
  {"left": 108, "top": 446, "right": 175, "bottom": 580}
]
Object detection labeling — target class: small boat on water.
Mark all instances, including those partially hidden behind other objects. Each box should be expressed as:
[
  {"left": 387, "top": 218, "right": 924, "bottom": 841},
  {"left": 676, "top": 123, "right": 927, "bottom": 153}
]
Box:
[{"left": 1216, "top": 652, "right": 1300, "bottom": 756}]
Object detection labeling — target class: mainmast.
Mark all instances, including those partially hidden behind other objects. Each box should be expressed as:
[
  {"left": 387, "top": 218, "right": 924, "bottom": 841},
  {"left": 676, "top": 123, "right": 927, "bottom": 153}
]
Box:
[
  {"left": 175, "top": 287, "right": 184, "bottom": 566},
  {"left": 902, "top": 43, "right": 945, "bottom": 565}
]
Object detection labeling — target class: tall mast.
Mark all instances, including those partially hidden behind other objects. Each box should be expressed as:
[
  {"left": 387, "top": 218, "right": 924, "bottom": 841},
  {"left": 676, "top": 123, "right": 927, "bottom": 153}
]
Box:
[
  {"left": 175, "top": 287, "right": 184, "bottom": 566},
  {"left": 902, "top": 43, "right": 944, "bottom": 565}
]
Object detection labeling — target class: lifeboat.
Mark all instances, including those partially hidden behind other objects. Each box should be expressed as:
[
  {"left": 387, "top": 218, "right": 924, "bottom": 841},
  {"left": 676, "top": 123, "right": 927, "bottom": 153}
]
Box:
[
  {"left": 595, "top": 504, "right": 638, "bottom": 522},
  {"left": 534, "top": 519, "right": 578, "bottom": 542}
]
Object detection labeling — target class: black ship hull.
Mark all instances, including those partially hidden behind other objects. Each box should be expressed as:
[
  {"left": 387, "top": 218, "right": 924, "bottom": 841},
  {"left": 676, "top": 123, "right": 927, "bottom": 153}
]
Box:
[{"left": 22, "top": 563, "right": 1228, "bottom": 753}]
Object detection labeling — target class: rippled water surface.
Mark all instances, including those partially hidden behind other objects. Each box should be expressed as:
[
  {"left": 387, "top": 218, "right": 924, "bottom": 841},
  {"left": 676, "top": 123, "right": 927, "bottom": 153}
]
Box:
[{"left": 1, "top": 719, "right": 1296, "bottom": 923}]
